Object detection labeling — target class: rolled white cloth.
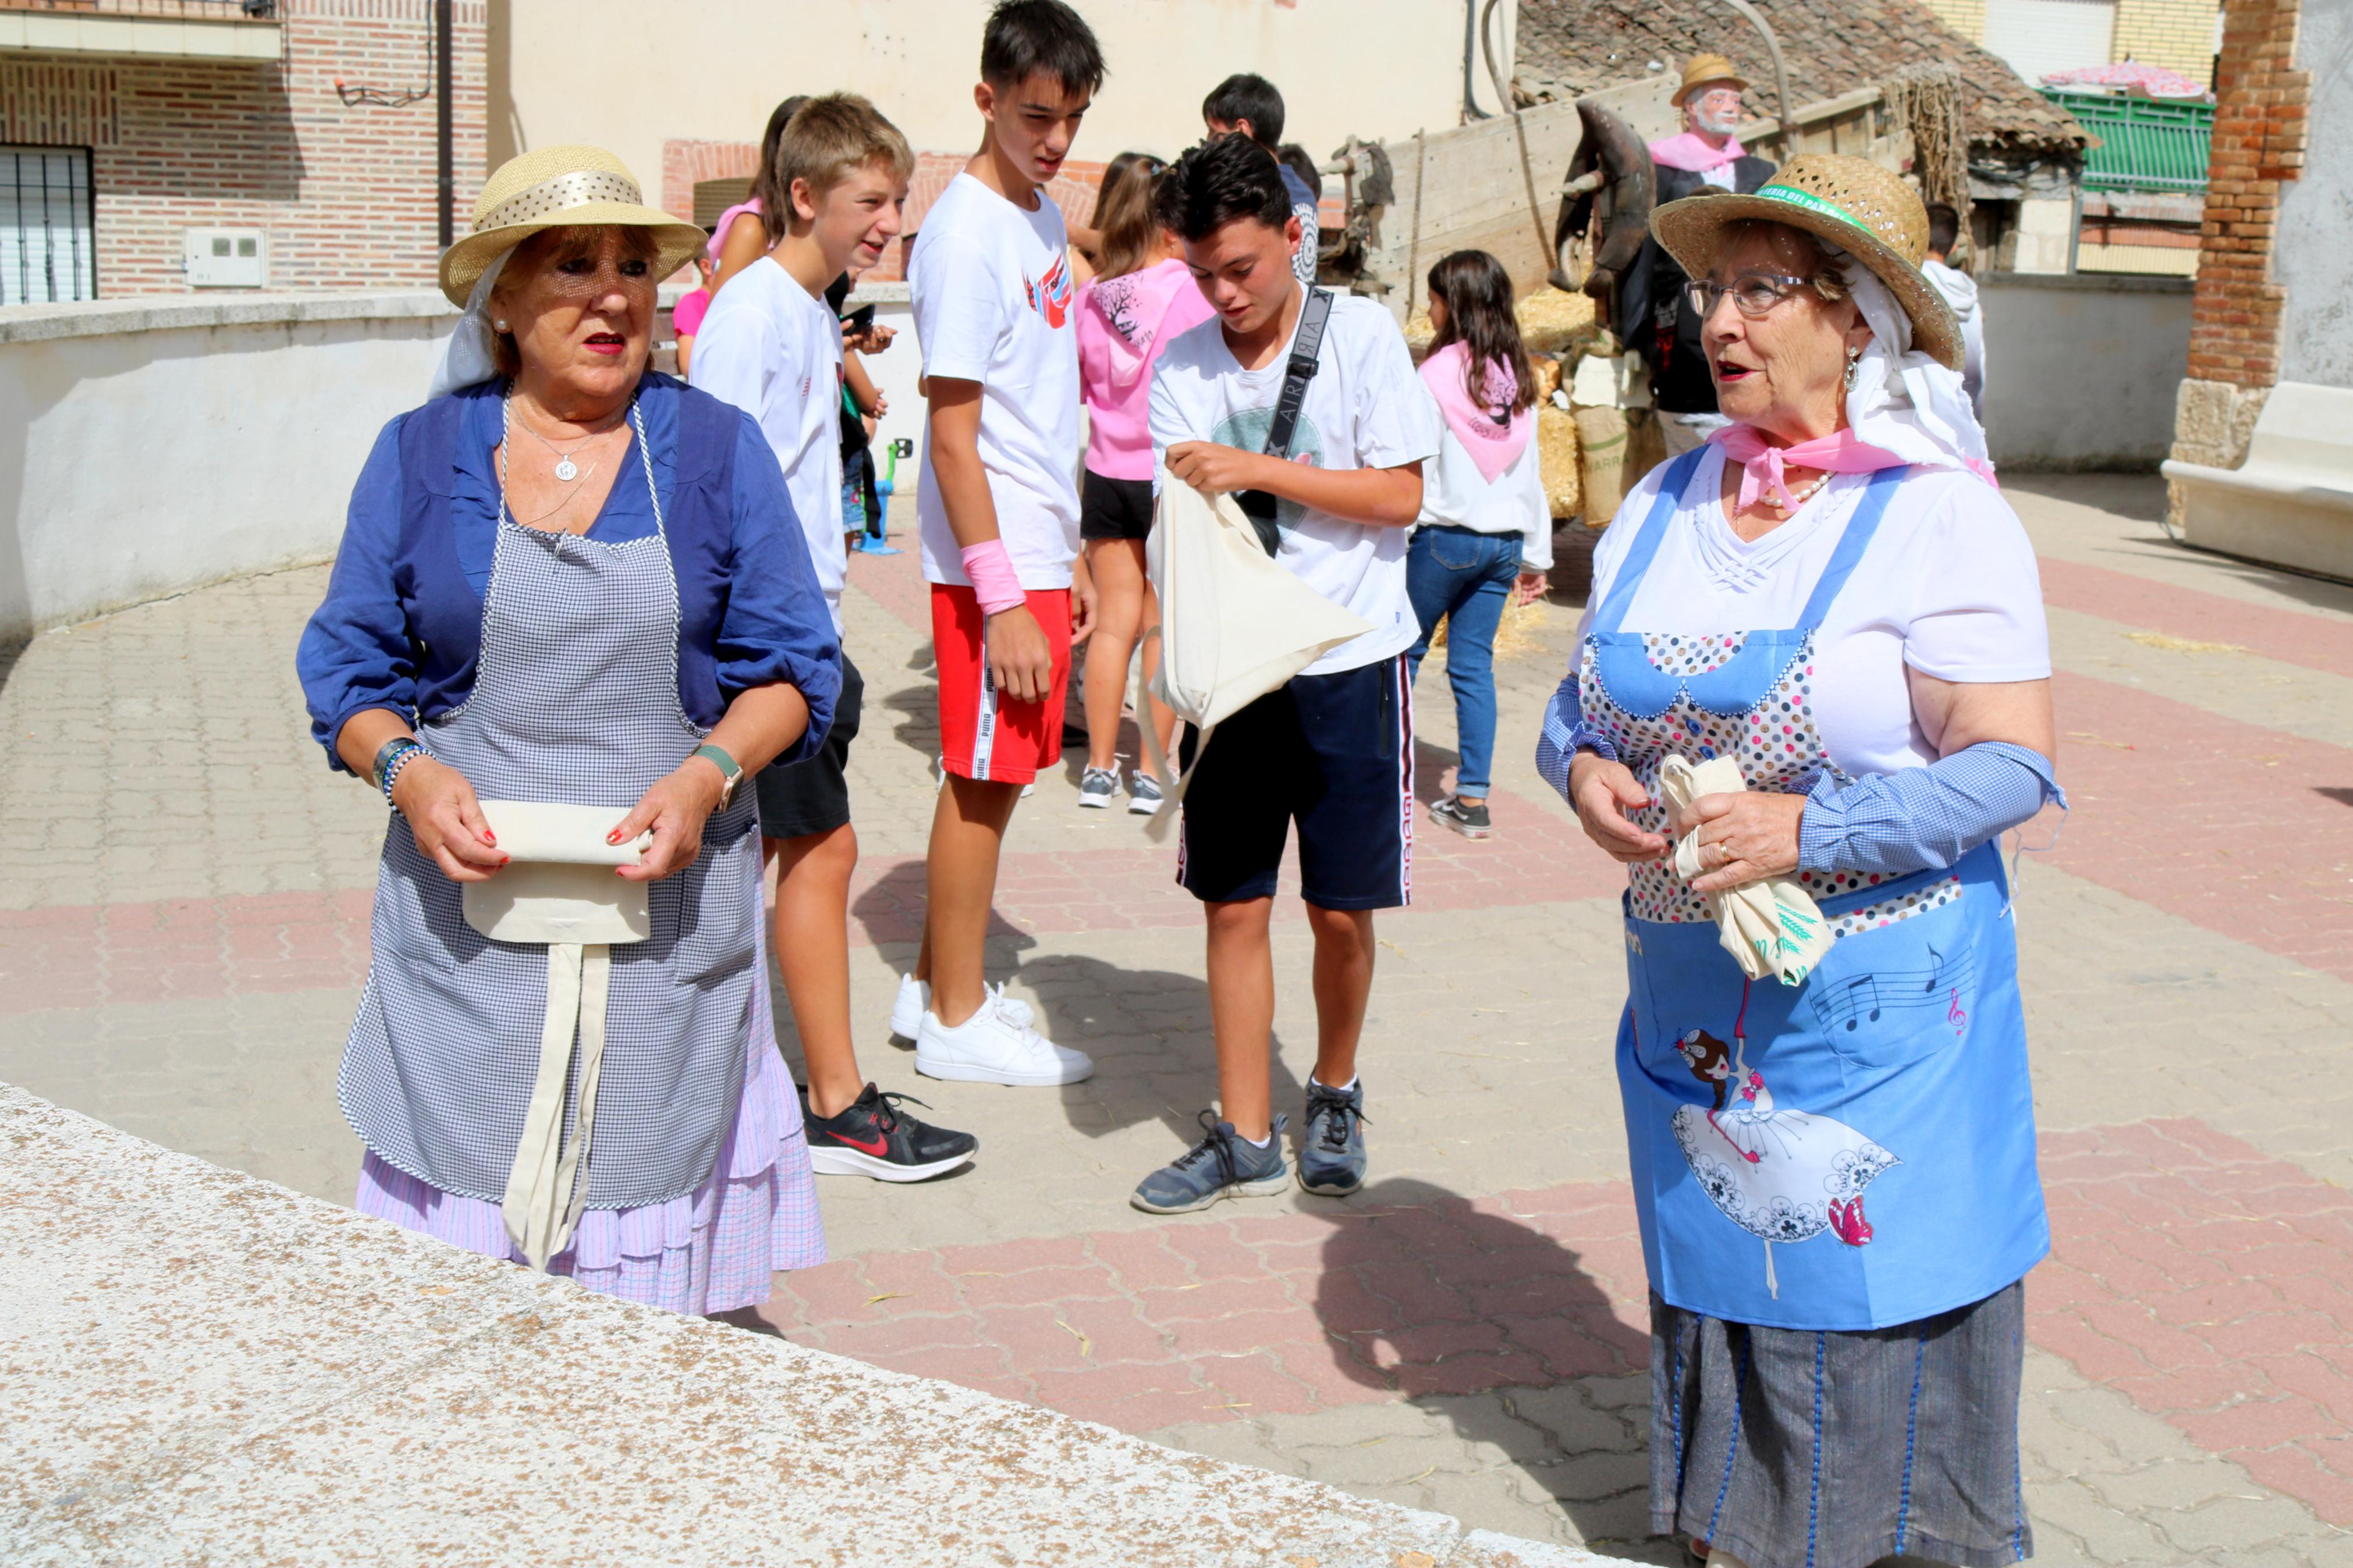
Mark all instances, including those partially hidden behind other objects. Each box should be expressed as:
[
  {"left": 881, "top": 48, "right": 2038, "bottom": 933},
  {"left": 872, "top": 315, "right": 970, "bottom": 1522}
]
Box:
[
  {"left": 428, "top": 243, "right": 517, "bottom": 400},
  {"left": 1660, "top": 754, "right": 1833, "bottom": 987},
  {"left": 1837, "top": 259, "right": 1993, "bottom": 483}
]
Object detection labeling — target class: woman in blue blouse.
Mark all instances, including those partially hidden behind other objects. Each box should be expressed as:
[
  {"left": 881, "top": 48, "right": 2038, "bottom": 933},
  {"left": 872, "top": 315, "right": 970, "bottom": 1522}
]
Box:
[{"left": 297, "top": 147, "right": 841, "bottom": 1314}]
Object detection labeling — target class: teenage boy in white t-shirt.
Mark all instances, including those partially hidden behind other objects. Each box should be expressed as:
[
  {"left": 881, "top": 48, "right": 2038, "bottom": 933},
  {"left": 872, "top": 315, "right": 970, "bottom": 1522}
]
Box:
[
  {"left": 691, "top": 96, "right": 978, "bottom": 1182},
  {"left": 893, "top": 0, "right": 1102, "bottom": 1088},
  {"left": 1137, "top": 134, "right": 1440, "bottom": 1214}
]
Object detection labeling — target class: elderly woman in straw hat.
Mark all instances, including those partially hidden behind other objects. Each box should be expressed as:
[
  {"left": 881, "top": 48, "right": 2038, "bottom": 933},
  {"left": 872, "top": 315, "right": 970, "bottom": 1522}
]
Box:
[
  {"left": 297, "top": 146, "right": 841, "bottom": 1314},
  {"left": 1536, "top": 155, "right": 2063, "bottom": 1568}
]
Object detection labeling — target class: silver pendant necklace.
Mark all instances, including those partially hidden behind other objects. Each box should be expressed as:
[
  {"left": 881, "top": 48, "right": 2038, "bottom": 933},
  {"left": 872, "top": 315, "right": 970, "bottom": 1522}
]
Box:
[{"left": 510, "top": 397, "right": 623, "bottom": 482}]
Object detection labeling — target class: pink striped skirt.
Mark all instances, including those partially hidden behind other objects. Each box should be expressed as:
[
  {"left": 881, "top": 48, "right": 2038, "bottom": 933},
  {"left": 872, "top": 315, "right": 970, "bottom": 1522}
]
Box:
[{"left": 355, "top": 965, "right": 825, "bottom": 1315}]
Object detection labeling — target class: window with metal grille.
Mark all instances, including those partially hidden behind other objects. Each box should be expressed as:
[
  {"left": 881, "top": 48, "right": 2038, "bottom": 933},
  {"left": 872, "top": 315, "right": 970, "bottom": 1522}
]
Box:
[{"left": 1, "top": 145, "right": 97, "bottom": 305}]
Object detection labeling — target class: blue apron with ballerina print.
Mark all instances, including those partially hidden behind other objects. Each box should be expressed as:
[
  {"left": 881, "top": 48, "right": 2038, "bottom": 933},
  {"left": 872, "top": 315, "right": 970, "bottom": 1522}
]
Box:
[{"left": 1580, "top": 450, "right": 2047, "bottom": 1332}]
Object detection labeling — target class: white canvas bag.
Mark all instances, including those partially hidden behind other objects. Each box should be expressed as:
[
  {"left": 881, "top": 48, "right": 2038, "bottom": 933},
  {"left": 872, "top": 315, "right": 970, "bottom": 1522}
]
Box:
[
  {"left": 1135, "top": 472, "right": 1372, "bottom": 842},
  {"left": 461, "top": 800, "right": 652, "bottom": 1268},
  {"left": 1658, "top": 755, "right": 1833, "bottom": 986}
]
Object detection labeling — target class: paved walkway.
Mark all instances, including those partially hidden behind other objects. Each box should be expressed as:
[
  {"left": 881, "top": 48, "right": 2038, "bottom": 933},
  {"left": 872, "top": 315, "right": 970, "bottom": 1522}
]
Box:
[{"left": 4, "top": 473, "right": 2351, "bottom": 1565}]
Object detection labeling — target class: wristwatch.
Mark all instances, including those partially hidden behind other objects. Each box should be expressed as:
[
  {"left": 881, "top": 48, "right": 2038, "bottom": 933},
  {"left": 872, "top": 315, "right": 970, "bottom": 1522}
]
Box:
[{"left": 691, "top": 743, "right": 743, "bottom": 808}]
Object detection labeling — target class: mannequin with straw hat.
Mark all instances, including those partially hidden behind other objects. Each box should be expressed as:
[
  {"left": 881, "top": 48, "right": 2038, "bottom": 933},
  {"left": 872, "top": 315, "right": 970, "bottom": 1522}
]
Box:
[
  {"left": 1536, "top": 154, "right": 2063, "bottom": 1568},
  {"left": 1622, "top": 54, "right": 1779, "bottom": 462},
  {"left": 297, "top": 145, "right": 843, "bottom": 1314}
]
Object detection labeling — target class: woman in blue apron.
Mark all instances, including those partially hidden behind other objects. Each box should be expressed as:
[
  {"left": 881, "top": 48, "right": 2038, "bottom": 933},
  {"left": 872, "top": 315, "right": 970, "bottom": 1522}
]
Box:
[
  {"left": 297, "top": 147, "right": 841, "bottom": 1315},
  {"left": 1537, "top": 157, "right": 2064, "bottom": 1568}
]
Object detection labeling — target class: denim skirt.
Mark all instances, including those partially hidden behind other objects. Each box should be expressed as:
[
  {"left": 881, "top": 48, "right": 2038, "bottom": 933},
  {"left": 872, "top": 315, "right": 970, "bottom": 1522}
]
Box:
[{"left": 1649, "top": 1280, "right": 2032, "bottom": 1568}]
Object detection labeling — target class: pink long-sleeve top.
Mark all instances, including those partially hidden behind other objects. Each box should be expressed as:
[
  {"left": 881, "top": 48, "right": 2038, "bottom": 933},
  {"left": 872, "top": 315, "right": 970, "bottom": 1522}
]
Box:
[{"left": 1077, "top": 257, "right": 1219, "bottom": 481}]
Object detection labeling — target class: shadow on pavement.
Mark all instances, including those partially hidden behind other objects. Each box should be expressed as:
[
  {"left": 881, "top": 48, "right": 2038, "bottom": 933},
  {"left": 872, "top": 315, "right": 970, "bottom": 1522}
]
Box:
[{"left": 1310, "top": 1176, "right": 1666, "bottom": 1558}]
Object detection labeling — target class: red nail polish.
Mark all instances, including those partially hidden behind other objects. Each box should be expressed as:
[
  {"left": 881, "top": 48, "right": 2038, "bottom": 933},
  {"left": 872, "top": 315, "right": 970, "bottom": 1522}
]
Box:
[{"left": 483, "top": 831, "right": 497, "bottom": 845}]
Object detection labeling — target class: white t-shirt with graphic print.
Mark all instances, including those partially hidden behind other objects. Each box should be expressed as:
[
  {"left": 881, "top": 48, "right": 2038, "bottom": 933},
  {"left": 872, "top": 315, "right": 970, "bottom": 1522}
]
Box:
[
  {"left": 1577, "top": 444, "right": 2051, "bottom": 779},
  {"left": 1149, "top": 291, "right": 1441, "bottom": 675},
  {"left": 687, "top": 255, "right": 847, "bottom": 632},
  {"left": 909, "top": 171, "right": 1083, "bottom": 591}
]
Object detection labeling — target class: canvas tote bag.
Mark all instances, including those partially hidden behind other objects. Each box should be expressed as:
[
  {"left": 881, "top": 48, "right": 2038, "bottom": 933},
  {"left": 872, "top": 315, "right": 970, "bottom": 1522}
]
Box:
[
  {"left": 1134, "top": 474, "right": 1372, "bottom": 842},
  {"left": 461, "top": 800, "right": 653, "bottom": 1268}
]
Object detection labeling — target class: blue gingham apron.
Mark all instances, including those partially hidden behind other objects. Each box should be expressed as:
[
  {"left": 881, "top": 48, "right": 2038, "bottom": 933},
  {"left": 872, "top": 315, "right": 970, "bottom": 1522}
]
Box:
[
  {"left": 1583, "top": 450, "right": 2049, "bottom": 1332},
  {"left": 339, "top": 408, "right": 761, "bottom": 1214}
]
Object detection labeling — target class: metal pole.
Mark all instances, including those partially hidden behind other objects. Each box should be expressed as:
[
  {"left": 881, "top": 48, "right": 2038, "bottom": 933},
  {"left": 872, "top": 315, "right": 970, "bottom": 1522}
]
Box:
[{"left": 435, "top": 0, "right": 454, "bottom": 248}]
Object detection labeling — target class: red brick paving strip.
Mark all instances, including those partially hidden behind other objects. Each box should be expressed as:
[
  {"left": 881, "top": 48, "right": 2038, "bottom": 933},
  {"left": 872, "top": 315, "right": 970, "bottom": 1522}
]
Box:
[
  {"left": 760, "top": 1119, "right": 2353, "bottom": 1525},
  {"left": 2045, "top": 670, "right": 2353, "bottom": 982},
  {"left": 2038, "top": 556, "right": 2353, "bottom": 679}
]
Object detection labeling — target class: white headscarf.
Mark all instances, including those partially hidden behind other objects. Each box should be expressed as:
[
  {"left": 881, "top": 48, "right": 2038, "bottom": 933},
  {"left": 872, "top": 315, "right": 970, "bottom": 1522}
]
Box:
[
  {"left": 428, "top": 244, "right": 517, "bottom": 400},
  {"left": 1836, "top": 257, "right": 1993, "bottom": 481}
]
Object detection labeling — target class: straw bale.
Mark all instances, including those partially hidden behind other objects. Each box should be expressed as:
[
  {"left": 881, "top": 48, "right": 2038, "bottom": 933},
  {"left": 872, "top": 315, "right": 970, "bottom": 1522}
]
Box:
[
  {"left": 1516, "top": 287, "right": 1598, "bottom": 355},
  {"left": 1538, "top": 404, "right": 1582, "bottom": 519}
]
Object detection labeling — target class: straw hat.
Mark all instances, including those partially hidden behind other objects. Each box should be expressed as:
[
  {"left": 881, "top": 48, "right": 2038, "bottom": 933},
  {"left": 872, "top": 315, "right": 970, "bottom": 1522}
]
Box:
[
  {"left": 1649, "top": 153, "right": 1964, "bottom": 372},
  {"left": 438, "top": 145, "right": 707, "bottom": 306},
  {"left": 1671, "top": 54, "right": 1748, "bottom": 108}
]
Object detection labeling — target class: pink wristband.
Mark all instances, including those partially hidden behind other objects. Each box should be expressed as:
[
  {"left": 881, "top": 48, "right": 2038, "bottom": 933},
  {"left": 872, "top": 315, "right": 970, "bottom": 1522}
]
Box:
[{"left": 959, "top": 539, "right": 1027, "bottom": 616}]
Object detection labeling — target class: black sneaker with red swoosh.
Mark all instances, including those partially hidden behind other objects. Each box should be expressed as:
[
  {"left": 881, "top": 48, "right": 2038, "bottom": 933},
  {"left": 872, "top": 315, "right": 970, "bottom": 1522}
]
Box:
[{"left": 803, "top": 1083, "right": 978, "bottom": 1182}]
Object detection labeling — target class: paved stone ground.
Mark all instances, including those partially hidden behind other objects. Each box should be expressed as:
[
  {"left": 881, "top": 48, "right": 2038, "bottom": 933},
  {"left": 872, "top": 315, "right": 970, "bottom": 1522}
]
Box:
[{"left": 4, "top": 472, "right": 2351, "bottom": 1566}]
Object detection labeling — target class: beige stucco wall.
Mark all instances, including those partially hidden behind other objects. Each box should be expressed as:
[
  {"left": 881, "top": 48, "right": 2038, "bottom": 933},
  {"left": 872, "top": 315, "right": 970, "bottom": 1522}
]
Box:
[{"left": 489, "top": 0, "right": 1496, "bottom": 197}]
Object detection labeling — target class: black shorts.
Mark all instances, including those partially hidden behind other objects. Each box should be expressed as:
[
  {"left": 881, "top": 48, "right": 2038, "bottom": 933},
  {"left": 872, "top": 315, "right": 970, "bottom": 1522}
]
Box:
[
  {"left": 1176, "top": 653, "right": 1413, "bottom": 910},
  {"left": 1079, "top": 470, "right": 1154, "bottom": 542},
  {"left": 755, "top": 654, "right": 862, "bottom": 841}
]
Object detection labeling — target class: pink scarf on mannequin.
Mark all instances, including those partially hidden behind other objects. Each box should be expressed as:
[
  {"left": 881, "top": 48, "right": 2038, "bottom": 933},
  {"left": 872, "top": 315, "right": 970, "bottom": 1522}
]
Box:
[{"left": 1649, "top": 131, "right": 1746, "bottom": 172}]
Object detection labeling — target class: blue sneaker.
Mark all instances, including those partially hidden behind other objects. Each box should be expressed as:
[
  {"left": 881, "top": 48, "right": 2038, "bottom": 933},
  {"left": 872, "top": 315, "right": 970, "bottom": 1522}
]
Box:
[
  {"left": 1298, "top": 1077, "right": 1368, "bottom": 1196},
  {"left": 1131, "top": 1110, "right": 1290, "bottom": 1215}
]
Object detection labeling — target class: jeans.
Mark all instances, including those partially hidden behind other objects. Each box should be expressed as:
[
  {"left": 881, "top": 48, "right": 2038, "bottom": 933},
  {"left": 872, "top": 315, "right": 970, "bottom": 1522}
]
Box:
[{"left": 1404, "top": 525, "right": 1521, "bottom": 797}]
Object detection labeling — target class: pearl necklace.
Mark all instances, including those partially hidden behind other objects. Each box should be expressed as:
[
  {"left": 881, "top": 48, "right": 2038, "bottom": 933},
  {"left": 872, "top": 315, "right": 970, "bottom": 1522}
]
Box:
[{"left": 1764, "top": 472, "right": 1830, "bottom": 514}]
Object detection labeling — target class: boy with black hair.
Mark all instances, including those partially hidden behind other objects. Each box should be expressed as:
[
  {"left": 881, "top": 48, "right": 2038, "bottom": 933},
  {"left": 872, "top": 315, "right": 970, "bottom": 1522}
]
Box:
[
  {"left": 1134, "top": 133, "right": 1439, "bottom": 1214},
  {"left": 892, "top": 0, "right": 1103, "bottom": 1087},
  {"left": 691, "top": 95, "right": 979, "bottom": 1181},
  {"left": 1202, "top": 72, "right": 1319, "bottom": 285}
]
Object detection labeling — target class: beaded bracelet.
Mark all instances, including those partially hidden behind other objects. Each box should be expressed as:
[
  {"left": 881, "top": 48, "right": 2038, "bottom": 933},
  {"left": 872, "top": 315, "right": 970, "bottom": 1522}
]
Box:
[{"left": 381, "top": 742, "right": 425, "bottom": 804}]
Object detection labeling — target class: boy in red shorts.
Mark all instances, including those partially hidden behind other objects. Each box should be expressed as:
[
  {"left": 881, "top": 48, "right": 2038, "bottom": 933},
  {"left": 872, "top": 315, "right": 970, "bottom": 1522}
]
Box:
[{"left": 892, "top": 0, "right": 1102, "bottom": 1086}]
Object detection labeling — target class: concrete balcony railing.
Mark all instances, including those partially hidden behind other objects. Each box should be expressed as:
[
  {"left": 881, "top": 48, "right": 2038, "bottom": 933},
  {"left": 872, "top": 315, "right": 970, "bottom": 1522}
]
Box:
[{"left": 0, "top": 0, "right": 281, "bottom": 62}]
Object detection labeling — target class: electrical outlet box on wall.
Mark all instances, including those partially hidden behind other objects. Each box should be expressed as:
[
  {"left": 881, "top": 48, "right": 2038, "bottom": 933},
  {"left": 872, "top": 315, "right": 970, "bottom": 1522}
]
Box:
[{"left": 183, "top": 229, "right": 268, "bottom": 288}]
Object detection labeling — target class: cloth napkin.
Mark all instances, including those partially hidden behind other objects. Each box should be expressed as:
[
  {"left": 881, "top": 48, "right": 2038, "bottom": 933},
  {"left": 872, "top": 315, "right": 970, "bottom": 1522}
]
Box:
[{"left": 1658, "top": 755, "right": 1833, "bottom": 986}]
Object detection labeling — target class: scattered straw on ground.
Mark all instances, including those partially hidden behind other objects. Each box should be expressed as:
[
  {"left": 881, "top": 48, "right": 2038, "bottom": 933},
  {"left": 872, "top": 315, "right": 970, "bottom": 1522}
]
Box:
[{"left": 2124, "top": 631, "right": 2249, "bottom": 655}]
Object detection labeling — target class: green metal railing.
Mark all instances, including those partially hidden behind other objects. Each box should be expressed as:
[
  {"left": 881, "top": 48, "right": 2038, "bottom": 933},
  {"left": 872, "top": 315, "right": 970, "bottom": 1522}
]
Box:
[{"left": 2043, "top": 90, "right": 2213, "bottom": 193}]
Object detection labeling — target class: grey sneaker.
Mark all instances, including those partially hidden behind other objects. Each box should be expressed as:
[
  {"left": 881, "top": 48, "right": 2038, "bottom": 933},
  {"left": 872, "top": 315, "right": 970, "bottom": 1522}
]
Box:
[
  {"left": 1127, "top": 771, "right": 1166, "bottom": 815},
  {"left": 1429, "top": 794, "right": 1493, "bottom": 840},
  {"left": 1131, "top": 1110, "right": 1290, "bottom": 1215},
  {"left": 1297, "top": 1077, "right": 1368, "bottom": 1196},
  {"left": 1077, "top": 766, "right": 1120, "bottom": 808}
]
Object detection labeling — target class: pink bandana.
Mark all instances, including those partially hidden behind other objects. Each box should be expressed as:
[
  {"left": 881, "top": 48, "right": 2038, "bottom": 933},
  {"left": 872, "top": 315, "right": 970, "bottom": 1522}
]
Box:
[
  {"left": 1649, "top": 131, "right": 1746, "bottom": 173},
  {"left": 1708, "top": 424, "right": 1907, "bottom": 513},
  {"left": 1419, "top": 342, "right": 1531, "bottom": 485}
]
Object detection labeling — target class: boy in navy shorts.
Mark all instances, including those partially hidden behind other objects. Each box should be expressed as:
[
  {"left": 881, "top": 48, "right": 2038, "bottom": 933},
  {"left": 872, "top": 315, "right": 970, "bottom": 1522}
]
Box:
[{"left": 1137, "top": 134, "right": 1439, "bottom": 1213}]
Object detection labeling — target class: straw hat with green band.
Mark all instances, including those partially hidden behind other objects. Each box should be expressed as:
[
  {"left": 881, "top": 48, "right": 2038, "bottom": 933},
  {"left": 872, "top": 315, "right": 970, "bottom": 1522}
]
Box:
[
  {"left": 1649, "top": 153, "right": 1965, "bottom": 374},
  {"left": 438, "top": 144, "right": 707, "bottom": 306}
]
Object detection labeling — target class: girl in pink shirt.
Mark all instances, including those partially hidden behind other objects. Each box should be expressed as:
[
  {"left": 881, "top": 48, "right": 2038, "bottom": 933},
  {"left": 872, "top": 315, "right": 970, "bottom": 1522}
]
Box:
[{"left": 1072, "top": 155, "right": 1215, "bottom": 812}]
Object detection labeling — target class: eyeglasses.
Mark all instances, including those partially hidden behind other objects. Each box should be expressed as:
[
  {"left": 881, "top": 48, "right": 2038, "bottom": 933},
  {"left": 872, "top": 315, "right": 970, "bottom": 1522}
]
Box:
[{"left": 1683, "top": 272, "right": 1820, "bottom": 319}]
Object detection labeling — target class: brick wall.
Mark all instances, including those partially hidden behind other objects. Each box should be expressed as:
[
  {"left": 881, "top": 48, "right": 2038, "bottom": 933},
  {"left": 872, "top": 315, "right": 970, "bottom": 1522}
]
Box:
[
  {"left": 2183, "top": 0, "right": 2309, "bottom": 389},
  {"left": 0, "top": 0, "right": 486, "bottom": 296},
  {"left": 2113, "top": 0, "right": 2221, "bottom": 81},
  {"left": 1916, "top": 0, "right": 1989, "bottom": 44}
]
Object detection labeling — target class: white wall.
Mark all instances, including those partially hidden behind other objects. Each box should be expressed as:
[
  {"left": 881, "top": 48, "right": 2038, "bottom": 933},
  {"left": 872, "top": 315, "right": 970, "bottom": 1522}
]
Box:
[
  {"left": 494, "top": 0, "right": 1485, "bottom": 189},
  {"left": 0, "top": 293, "right": 456, "bottom": 643},
  {"left": 1981, "top": 272, "right": 2192, "bottom": 470},
  {"left": 2277, "top": 0, "right": 2353, "bottom": 388}
]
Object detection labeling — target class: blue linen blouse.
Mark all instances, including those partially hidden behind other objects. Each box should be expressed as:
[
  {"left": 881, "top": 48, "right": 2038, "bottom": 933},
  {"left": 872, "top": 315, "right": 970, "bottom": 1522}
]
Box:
[{"left": 298, "top": 373, "right": 839, "bottom": 771}]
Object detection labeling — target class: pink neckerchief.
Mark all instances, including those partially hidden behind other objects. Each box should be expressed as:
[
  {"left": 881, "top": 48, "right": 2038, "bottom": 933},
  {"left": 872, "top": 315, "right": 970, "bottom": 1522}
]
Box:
[
  {"left": 1419, "top": 342, "right": 1531, "bottom": 485},
  {"left": 1649, "top": 131, "right": 1745, "bottom": 172},
  {"left": 1708, "top": 424, "right": 1907, "bottom": 513},
  {"left": 1085, "top": 258, "right": 1197, "bottom": 392}
]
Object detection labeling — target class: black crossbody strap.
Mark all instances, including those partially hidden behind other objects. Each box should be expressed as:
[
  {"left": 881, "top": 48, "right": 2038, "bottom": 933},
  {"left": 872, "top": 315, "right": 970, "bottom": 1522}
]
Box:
[{"left": 1237, "top": 286, "right": 1335, "bottom": 556}]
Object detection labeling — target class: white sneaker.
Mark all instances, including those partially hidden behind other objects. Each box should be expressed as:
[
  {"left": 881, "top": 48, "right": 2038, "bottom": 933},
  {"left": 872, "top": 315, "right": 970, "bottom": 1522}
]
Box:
[
  {"left": 891, "top": 973, "right": 1032, "bottom": 1042},
  {"left": 916, "top": 989, "right": 1092, "bottom": 1087}
]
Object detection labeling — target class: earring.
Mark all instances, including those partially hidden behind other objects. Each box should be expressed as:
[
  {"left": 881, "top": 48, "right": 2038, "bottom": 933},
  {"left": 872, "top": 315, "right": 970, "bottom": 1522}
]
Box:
[
  {"left": 495, "top": 319, "right": 509, "bottom": 331},
  {"left": 1842, "top": 345, "right": 1861, "bottom": 390}
]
